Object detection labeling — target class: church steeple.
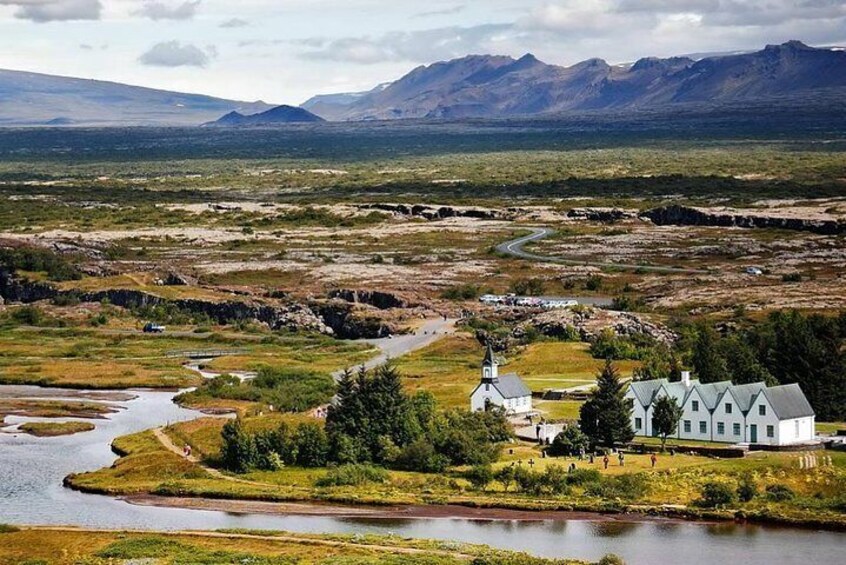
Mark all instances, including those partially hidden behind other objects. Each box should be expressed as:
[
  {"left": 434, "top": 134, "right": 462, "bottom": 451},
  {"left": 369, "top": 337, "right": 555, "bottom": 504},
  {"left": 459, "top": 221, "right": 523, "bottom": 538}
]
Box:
[{"left": 481, "top": 343, "right": 498, "bottom": 383}]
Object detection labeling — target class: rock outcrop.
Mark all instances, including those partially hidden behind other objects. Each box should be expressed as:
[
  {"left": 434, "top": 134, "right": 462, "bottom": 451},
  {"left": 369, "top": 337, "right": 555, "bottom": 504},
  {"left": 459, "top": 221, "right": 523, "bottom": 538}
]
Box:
[
  {"left": 567, "top": 208, "right": 639, "bottom": 222},
  {"left": 0, "top": 273, "right": 397, "bottom": 339},
  {"left": 328, "top": 289, "right": 411, "bottom": 310},
  {"left": 642, "top": 205, "right": 846, "bottom": 235},
  {"left": 524, "top": 307, "right": 677, "bottom": 344},
  {"left": 357, "top": 203, "right": 500, "bottom": 221}
]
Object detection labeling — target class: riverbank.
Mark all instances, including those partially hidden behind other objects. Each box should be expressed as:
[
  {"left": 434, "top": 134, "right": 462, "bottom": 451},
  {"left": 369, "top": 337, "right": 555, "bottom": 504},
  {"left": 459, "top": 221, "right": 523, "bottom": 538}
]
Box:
[
  {"left": 0, "top": 526, "right": 591, "bottom": 565},
  {"left": 18, "top": 421, "right": 95, "bottom": 437},
  {"left": 65, "top": 427, "right": 846, "bottom": 532}
]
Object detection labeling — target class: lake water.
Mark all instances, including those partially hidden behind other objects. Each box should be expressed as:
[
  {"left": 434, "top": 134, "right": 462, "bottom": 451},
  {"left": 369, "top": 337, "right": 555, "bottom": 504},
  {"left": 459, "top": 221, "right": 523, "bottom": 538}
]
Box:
[{"left": 0, "top": 385, "right": 842, "bottom": 565}]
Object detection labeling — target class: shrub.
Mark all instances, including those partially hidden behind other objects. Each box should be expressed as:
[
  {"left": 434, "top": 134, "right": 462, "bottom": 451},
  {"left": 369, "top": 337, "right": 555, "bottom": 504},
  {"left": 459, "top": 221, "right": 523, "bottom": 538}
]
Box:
[
  {"left": 598, "top": 555, "right": 626, "bottom": 565},
  {"left": 765, "top": 484, "right": 795, "bottom": 502},
  {"left": 781, "top": 273, "right": 802, "bottom": 283},
  {"left": 737, "top": 473, "right": 758, "bottom": 502},
  {"left": 585, "top": 275, "right": 603, "bottom": 291},
  {"left": 441, "top": 284, "right": 487, "bottom": 301},
  {"left": 0, "top": 524, "right": 20, "bottom": 533},
  {"left": 510, "top": 278, "right": 545, "bottom": 296},
  {"left": 315, "top": 464, "right": 389, "bottom": 487},
  {"left": 697, "top": 481, "right": 736, "bottom": 508},
  {"left": 465, "top": 464, "right": 495, "bottom": 491},
  {"left": 586, "top": 474, "right": 650, "bottom": 500},
  {"left": 546, "top": 426, "right": 589, "bottom": 457},
  {"left": 567, "top": 468, "right": 602, "bottom": 486},
  {"left": 395, "top": 439, "right": 448, "bottom": 473}
]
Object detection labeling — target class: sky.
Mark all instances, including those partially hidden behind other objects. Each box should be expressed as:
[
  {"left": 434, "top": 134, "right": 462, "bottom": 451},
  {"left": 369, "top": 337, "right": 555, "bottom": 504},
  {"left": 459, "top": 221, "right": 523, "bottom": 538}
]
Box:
[{"left": 1, "top": 0, "right": 845, "bottom": 105}]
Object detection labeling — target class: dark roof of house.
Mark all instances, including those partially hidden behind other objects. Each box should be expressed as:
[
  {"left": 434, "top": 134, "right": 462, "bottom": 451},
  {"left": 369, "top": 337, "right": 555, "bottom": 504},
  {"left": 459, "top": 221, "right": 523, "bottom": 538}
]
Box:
[
  {"left": 493, "top": 373, "right": 532, "bottom": 399},
  {"left": 762, "top": 383, "right": 816, "bottom": 419}
]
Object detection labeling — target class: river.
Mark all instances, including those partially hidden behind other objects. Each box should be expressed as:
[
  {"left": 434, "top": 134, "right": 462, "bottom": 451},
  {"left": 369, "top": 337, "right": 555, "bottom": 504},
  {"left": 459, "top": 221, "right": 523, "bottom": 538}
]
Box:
[{"left": 0, "top": 385, "right": 842, "bottom": 565}]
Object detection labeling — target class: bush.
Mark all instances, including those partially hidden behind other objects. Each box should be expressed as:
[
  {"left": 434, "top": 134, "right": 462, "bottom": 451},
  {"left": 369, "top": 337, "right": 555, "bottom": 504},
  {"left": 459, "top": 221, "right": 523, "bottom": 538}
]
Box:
[
  {"left": 598, "top": 555, "right": 626, "bottom": 565},
  {"left": 0, "top": 524, "right": 20, "bottom": 533},
  {"left": 10, "top": 306, "right": 44, "bottom": 326},
  {"left": 441, "top": 284, "right": 487, "bottom": 301},
  {"left": 567, "top": 468, "right": 601, "bottom": 486},
  {"left": 698, "top": 481, "right": 736, "bottom": 508},
  {"left": 395, "top": 439, "right": 448, "bottom": 473},
  {"left": 510, "top": 278, "right": 545, "bottom": 296},
  {"left": 765, "top": 484, "right": 795, "bottom": 502},
  {"left": 585, "top": 275, "right": 603, "bottom": 291},
  {"left": 546, "top": 426, "right": 589, "bottom": 457},
  {"left": 315, "top": 464, "right": 388, "bottom": 487},
  {"left": 781, "top": 273, "right": 802, "bottom": 283},
  {"left": 586, "top": 473, "right": 650, "bottom": 500},
  {"left": 465, "top": 464, "right": 494, "bottom": 491},
  {"left": 737, "top": 473, "right": 758, "bottom": 502}
]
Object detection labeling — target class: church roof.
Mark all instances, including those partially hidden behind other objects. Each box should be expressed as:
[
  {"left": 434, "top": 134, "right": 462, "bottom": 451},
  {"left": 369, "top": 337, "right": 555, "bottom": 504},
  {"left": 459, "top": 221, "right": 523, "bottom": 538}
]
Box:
[{"left": 492, "top": 373, "right": 532, "bottom": 399}]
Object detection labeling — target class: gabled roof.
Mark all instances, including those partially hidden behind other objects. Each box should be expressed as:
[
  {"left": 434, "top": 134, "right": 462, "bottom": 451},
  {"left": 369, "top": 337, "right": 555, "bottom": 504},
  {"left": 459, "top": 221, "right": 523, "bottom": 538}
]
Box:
[
  {"left": 762, "top": 383, "right": 815, "bottom": 420},
  {"left": 726, "top": 382, "right": 767, "bottom": 412},
  {"left": 695, "top": 381, "right": 732, "bottom": 410},
  {"left": 492, "top": 373, "right": 531, "bottom": 399},
  {"left": 628, "top": 379, "right": 666, "bottom": 408}
]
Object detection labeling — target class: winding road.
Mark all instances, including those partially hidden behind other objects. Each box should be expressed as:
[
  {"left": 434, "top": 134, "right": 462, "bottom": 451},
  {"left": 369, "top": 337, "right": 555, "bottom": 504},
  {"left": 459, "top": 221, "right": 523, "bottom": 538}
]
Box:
[{"left": 497, "top": 227, "right": 710, "bottom": 275}]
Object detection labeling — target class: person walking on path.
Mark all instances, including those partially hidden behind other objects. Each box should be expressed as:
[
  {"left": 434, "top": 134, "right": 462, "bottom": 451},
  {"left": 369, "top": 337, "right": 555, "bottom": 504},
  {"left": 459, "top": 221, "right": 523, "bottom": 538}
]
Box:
[
  {"left": 603, "top": 454, "right": 609, "bottom": 470},
  {"left": 618, "top": 452, "right": 625, "bottom": 467},
  {"left": 651, "top": 453, "right": 657, "bottom": 468}
]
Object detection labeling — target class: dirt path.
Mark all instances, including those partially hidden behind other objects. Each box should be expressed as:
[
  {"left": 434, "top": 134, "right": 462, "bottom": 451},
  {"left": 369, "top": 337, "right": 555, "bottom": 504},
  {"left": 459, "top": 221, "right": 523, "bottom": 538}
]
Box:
[{"left": 152, "top": 427, "right": 264, "bottom": 486}]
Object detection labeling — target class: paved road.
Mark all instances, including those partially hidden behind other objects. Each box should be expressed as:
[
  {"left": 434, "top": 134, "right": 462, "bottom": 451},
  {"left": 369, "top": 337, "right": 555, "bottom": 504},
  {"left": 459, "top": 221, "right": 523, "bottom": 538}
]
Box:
[
  {"left": 497, "top": 227, "right": 709, "bottom": 275},
  {"left": 338, "top": 318, "right": 457, "bottom": 377}
]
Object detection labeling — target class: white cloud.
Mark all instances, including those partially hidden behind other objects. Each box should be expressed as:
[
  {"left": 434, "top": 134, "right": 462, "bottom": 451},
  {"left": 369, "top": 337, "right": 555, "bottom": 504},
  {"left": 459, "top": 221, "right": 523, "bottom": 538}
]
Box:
[
  {"left": 219, "top": 17, "right": 249, "bottom": 28},
  {"left": 139, "top": 41, "right": 212, "bottom": 67},
  {"left": 136, "top": 0, "right": 201, "bottom": 21},
  {"left": 0, "top": 0, "right": 101, "bottom": 22},
  {"left": 300, "top": 24, "right": 512, "bottom": 64}
]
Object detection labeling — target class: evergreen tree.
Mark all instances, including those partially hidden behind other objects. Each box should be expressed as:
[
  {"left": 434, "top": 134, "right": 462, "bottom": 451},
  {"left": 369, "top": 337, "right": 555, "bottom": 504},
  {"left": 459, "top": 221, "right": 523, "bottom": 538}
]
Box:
[
  {"left": 691, "top": 322, "right": 728, "bottom": 383},
  {"left": 651, "top": 395, "right": 683, "bottom": 451},
  {"left": 718, "top": 335, "right": 775, "bottom": 385},
  {"left": 579, "top": 360, "right": 634, "bottom": 447}
]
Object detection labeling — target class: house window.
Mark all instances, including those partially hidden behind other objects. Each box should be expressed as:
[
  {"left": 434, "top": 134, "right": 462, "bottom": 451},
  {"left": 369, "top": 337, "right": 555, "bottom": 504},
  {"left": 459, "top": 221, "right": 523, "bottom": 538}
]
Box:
[
  {"left": 725, "top": 403, "right": 733, "bottom": 414},
  {"left": 692, "top": 400, "right": 699, "bottom": 412},
  {"left": 717, "top": 422, "right": 725, "bottom": 435},
  {"left": 683, "top": 420, "right": 691, "bottom": 433},
  {"left": 759, "top": 405, "right": 766, "bottom": 416},
  {"left": 767, "top": 425, "right": 774, "bottom": 438},
  {"left": 635, "top": 418, "right": 642, "bottom": 430},
  {"left": 733, "top": 423, "right": 741, "bottom": 436},
  {"left": 699, "top": 421, "right": 707, "bottom": 434}
]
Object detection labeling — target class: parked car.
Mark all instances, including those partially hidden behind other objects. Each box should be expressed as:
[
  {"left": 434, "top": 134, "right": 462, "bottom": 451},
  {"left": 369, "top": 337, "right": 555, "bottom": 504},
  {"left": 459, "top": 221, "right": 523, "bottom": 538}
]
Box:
[
  {"left": 745, "top": 267, "right": 764, "bottom": 276},
  {"left": 143, "top": 322, "right": 166, "bottom": 333}
]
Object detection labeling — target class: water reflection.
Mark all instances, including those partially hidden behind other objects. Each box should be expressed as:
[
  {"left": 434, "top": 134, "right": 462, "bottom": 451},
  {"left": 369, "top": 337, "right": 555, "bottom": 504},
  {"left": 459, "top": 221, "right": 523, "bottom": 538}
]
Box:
[{"left": 588, "top": 521, "right": 642, "bottom": 538}]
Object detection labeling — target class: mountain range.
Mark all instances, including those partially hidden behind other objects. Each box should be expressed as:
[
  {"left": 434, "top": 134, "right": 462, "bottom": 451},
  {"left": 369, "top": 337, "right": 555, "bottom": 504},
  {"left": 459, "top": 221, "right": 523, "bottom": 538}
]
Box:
[
  {"left": 0, "top": 69, "right": 273, "bottom": 126},
  {"left": 0, "top": 41, "right": 843, "bottom": 127},
  {"left": 302, "top": 41, "right": 846, "bottom": 121}
]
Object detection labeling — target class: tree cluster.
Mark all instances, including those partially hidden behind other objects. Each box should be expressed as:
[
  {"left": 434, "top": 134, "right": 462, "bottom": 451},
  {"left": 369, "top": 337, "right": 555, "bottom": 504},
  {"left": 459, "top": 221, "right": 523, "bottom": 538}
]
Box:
[{"left": 220, "top": 364, "right": 512, "bottom": 474}]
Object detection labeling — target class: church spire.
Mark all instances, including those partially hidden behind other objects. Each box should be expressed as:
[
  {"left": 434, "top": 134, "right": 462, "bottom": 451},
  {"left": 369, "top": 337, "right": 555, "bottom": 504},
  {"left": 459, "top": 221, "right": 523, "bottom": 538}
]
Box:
[{"left": 481, "top": 343, "right": 498, "bottom": 382}]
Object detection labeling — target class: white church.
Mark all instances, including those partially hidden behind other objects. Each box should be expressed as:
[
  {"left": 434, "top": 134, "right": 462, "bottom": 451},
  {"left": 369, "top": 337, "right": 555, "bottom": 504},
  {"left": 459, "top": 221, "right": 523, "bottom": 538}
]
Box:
[
  {"left": 626, "top": 372, "right": 816, "bottom": 446},
  {"left": 470, "top": 344, "right": 533, "bottom": 414}
]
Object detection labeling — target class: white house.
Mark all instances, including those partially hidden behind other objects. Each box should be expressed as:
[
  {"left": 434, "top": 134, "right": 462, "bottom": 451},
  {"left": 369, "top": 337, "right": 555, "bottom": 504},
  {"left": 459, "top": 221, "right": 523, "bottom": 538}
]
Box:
[
  {"left": 626, "top": 372, "right": 815, "bottom": 446},
  {"left": 470, "top": 344, "right": 533, "bottom": 415}
]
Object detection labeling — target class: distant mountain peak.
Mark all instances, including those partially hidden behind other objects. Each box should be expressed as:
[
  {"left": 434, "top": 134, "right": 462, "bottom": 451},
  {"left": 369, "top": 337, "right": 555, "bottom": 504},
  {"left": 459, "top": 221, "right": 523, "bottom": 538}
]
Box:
[{"left": 206, "top": 104, "right": 324, "bottom": 127}]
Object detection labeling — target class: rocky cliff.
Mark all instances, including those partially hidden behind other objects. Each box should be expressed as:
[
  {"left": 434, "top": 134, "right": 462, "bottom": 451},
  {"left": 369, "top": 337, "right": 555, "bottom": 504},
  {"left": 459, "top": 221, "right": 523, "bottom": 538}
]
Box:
[
  {"left": 642, "top": 205, "right": 846, "bottom": 235},
  {"left": 0, "top": 272, "right": 395, "bottom": 338}
]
